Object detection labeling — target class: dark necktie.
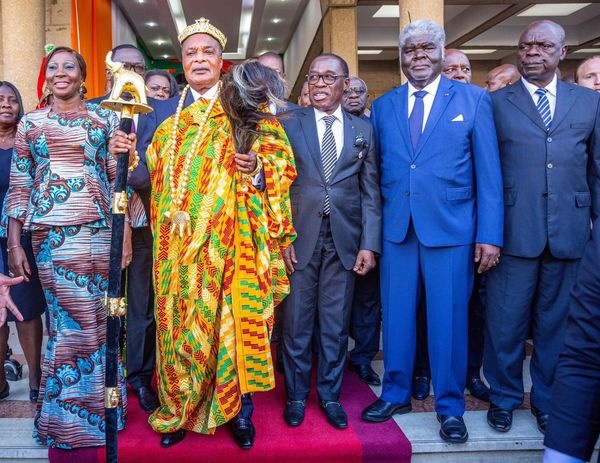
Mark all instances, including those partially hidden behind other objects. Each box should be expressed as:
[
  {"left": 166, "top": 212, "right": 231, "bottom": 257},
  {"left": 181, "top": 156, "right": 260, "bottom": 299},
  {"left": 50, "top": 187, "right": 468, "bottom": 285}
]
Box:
[
  {"left": 409, "top": 90, "right": 427, "bottom": 151},
  {"left": 535, "top": 88, "right": 552, "bottom": 130},
  {"left": 321, "top": 115, "right": 337, "bottom": 215}
]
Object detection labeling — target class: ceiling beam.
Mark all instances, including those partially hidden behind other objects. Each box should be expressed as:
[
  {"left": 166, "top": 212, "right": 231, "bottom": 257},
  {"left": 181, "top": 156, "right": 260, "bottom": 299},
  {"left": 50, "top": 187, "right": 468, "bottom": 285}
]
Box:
[
  {"left": 447, "top": 3, "right": 532, "bottom": 48},
  {"left": 568, "top": 35, "right": 600, "bottom": 53}
]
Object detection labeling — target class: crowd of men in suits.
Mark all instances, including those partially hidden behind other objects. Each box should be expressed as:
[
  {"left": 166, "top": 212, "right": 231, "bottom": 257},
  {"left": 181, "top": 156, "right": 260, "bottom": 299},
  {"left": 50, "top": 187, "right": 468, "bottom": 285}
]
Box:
[{"left": 90, "top": 15, "right": 600, "bottom": 459}]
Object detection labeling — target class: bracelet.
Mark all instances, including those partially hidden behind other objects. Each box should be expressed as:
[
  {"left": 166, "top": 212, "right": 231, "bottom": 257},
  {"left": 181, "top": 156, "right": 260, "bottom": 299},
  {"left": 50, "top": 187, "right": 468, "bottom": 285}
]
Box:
[
  {"left": 248, "top": 155, "right": 263, "bottom": 177},
  {"left": 6, "top": 244, "right": 22, "bottom": 253},
  {"left": 128, "top": 150, "right": 140, "bottom": 172}
]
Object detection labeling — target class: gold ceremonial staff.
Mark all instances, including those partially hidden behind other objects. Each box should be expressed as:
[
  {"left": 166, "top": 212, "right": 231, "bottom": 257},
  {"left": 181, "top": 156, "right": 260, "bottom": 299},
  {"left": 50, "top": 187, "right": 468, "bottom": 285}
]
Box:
[{"left": 101, "top": 51, "right": 152, "bottom": 463}]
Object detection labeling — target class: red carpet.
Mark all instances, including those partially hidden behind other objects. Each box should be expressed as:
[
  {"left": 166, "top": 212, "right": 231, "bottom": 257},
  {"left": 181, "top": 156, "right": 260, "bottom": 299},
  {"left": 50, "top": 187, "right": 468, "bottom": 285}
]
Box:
[{"left": 97, "top": 370, "right": 411, "bottom": 463}]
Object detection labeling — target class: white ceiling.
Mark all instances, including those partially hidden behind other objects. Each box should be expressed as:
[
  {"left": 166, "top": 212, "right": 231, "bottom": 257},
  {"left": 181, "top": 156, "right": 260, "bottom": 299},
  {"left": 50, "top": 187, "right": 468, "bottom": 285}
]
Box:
[{"left": 115, "top": 0, "right": 600, "bottom": 64}]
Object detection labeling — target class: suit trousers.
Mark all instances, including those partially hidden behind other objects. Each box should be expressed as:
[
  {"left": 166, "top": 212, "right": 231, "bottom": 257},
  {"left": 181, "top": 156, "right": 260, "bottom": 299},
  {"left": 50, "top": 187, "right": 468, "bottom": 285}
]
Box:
[
  {"left": 349, "top": 266, "right": 381, "bottom": 367},
  {"left": 125, "top": 226, "right": 156, "bottom": 389},
  {"left": 484, "top": 248, "right": 580, "bottom": 412},
  {"left": 415, "top": 271, "right": 486, "bottom": 379},
  {"left": 380, "top": 223, "right": 472, "bottom": 416},
  {"left": 282, "top": 217, "right": 355, "bottom": 402}
]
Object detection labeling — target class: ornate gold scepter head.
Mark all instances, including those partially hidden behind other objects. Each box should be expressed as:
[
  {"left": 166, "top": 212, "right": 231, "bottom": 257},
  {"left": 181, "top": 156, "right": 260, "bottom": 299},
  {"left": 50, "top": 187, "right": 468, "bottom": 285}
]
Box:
[{"left": 101, "top": 51, "right": 153, "bottom": 119}]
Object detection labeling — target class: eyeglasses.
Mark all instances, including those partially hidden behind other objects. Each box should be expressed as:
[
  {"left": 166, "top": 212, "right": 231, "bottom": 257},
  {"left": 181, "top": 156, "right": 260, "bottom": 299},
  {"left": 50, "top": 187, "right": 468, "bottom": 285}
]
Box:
[
  {"left": 121, "top": 62, "right": 147, "bottom": 75},
  {"left": 147, "top": 84, "right": 171, "bottom": 95},
  {"left": 344, "top": 87, "right": 366, "bottom": 95},
  {"left": 306, "top": 73, "right": 346, "bottom": 85}
]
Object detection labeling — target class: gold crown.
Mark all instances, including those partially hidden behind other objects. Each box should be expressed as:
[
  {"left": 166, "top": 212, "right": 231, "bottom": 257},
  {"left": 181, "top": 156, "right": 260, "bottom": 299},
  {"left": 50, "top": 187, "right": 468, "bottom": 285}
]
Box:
[{"left": 178, "top": 17, "right": 227, "bottom": 49}]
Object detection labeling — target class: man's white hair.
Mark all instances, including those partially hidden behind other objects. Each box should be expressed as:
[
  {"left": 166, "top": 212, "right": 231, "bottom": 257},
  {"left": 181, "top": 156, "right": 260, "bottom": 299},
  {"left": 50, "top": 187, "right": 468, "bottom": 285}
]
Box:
[{"left": 399, "top": 19, "right": 446, "bottom": 51}]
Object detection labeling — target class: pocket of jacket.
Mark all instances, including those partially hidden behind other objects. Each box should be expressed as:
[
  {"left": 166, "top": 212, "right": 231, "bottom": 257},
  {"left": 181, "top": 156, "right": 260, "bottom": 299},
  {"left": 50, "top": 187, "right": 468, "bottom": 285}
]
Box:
[
  {"left": 504, "top": 190, "right": 516, "bottom": 206},
  {"left": 575, "top": 192, "right": 591, "bottom": 207},
  {"left": 446, "top": 186, "right": 473, "bottom": 201}
]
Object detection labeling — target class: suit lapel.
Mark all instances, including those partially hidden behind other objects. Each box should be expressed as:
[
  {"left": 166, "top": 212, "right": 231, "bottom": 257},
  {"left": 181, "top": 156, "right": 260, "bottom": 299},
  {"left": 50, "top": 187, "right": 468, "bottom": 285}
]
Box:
[
  {"left": 550, "top": 80, "right": 575, "bottom": 132},
  {"left": 414, "top": 77, "right": 454, "bottom": 159},
  {"left": 392, "top": 85, "right": 413, "bottom": 158},
  {"left": 507, "top": 80, "right": 547, "bottom": 132},
  {"left": 298, "top": 108, "right": 326, "bottom": 182}
]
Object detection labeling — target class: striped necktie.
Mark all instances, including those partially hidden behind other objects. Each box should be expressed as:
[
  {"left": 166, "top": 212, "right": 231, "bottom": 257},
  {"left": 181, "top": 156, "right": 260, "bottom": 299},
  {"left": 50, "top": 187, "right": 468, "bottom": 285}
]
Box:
[
  {"left": 321, "top": 115, "right": 337, "bottom": 215},
  {"left": 535, "top": 88, "right": 552, "bottom": 130}
]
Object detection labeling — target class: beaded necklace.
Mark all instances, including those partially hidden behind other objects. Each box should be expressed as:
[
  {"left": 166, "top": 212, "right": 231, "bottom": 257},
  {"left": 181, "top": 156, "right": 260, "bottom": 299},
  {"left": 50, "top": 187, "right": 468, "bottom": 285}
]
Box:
[{"left": 164, "top": 82, "right": 221, "bottom": 237}]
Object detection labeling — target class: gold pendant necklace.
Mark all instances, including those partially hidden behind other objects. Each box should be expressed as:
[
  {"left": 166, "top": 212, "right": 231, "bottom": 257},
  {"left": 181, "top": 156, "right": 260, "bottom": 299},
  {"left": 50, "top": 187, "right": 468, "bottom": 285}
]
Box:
[{"left": 163, "top": 82, "right": 221, "bottom": 238}]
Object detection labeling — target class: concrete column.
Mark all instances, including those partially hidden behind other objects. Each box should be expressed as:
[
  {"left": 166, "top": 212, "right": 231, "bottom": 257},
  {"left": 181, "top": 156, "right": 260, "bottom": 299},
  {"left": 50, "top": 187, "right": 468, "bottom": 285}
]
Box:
[
  {"left": 322, "top": 0, "right": 358, "bottom": 76},
  {"left": 398, "top": 0, "right": 444, "bottom": 81},
  {"left": 1, "top": 0, "right": 45, "bottom": 112}
]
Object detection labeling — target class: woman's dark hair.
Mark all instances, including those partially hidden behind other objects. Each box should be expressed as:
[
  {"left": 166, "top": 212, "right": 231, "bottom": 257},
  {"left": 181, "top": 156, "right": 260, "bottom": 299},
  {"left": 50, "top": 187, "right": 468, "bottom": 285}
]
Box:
[
  {"left": 144, "top": 69, "right": 179, "bottom": 98},
  {"left": 0, "top": 81, "right": 24, "bottom": 122},
  {"left": 45, "top": 46, "right": 87, "bottom": 82}
]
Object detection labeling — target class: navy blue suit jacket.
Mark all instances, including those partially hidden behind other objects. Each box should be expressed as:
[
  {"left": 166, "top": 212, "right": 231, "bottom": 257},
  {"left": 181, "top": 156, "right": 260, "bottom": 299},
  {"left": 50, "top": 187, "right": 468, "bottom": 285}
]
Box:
[
  {"left": 491, "top": 80, "right": 600, "bottom": 259},
  {"left": 545, "top": 219, "right": 600, "bottom": 460},
  {"left": 372, "top": 77, "right": 503, "bottom": 248}
]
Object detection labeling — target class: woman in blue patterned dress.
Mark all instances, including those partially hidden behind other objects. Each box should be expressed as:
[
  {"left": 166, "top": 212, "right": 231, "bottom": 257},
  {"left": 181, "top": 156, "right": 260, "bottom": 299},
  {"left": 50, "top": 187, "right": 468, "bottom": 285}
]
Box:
[
  {"left": 4, "top": 47, "right": 144, "bottom": 459},
  {"left": 0, "top": 80, "right": 46, "bottom": 404}
]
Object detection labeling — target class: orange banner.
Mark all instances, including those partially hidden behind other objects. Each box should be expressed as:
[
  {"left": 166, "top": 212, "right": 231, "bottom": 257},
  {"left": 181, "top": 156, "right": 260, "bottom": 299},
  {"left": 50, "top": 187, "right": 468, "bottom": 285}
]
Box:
[{"left": 71, "top": 0, "right": 113, "bottom": 99}]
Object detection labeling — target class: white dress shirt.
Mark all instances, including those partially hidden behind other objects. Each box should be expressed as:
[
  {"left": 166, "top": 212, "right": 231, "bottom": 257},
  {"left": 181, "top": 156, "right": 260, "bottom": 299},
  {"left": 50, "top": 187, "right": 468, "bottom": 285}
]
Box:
[
  {"left": 314, "top": 105, "right": 345, "bottom": 159},
  {"left": 190, "top": 82, "right": 220, "bottom": 101},
  {"left": 521, "top": 74, "right": 558, "bottom": 121},
  {"left": 407, "top": 75, "right": 442, "bottom": 132}
]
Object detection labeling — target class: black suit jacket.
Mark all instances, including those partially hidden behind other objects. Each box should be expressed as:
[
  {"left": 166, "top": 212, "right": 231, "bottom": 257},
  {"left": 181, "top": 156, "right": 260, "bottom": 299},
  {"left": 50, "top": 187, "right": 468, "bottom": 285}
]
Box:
[{"left": 544, "top": 219, "right": 600, "bottom": 460}]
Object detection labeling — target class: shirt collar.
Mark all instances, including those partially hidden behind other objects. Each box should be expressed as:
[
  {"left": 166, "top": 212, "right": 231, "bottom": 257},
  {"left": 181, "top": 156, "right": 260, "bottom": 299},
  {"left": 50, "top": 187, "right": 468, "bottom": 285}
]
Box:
[
  {"left": 190, "top": 81, "right": 221, "bottom": 101},
  {"left": 521, "top": 73, "right": 558, "bottom": 98},
  {"left": 313, "top": 104, "right": 344, "bottom": 124},
  {"left": 407, "top": 74, "right": 442, "bottom": 98}
]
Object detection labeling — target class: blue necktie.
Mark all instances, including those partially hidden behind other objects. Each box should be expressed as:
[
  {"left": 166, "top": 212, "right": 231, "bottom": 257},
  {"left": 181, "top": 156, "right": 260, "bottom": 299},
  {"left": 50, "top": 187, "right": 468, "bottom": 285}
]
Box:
[
  {"left": 535, "top": 88, "right": 552, "bottom": 130},
  {"left": 321, "top": 115, "right": 337, "bottom": 215},
  {"left": 409, "top": 90, "right": 427, "bottom": 151}
]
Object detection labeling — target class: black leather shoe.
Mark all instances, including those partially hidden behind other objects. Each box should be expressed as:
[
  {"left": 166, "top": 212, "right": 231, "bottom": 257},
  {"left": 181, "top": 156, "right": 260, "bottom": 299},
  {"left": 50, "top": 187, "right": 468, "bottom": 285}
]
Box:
[
  {"left": 135, "top": 386, "right": 159, "bottom": 413},
  {"left": 231, "top": 416, "right": 255, "bottom": 449},
  {"left": 284, "top": 400, "right": 306, "bottom": 427},
  {"left": 466, "top": 375, "right": 490, "bottom": 402},
  {"left": 319, "top": 400, "right": 348, "bottom": 429},
  {"left": 437, "top": 414, "right": 468, "bottom": 443},
  {"left": 361, "top": 398, "right": 412, "bottom": 422},
  {"left": 160, "top": 429, "right": 186, "bottom": 448},
  {"left": 0, "top": 382, "right": 9, "bottom": 400},
  {"left": 530, "top": 405, "right": 549, "bottom": 434},
  {"left": 412, "top": 376, "right": 431, "bottom": 400},
  {"left": 487, "top": 404, "right": 513, "bottom": 432},
  {"left": 349, "top": 364, "right": 381, "bottom": 386}
]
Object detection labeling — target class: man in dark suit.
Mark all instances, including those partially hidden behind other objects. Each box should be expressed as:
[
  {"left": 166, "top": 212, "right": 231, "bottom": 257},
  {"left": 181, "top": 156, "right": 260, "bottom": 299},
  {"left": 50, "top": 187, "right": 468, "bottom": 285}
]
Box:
[
  {"left": 485, "top": 20, "right": 600, "bottom": 435},
  {"left": 90, "top": 43, "right": 159, "bottom": 415},
  {"left": 361, "top": 19, "right": 503, "bottom": 444},
  {"left": 280, "top": 53, "right": 381, "bottom": 430},
  {"left": 543, "top": 220, "right": 600, "bottom": 463},
  {"left": 342, "top": 75, "right": 381, "bottom": 387}
]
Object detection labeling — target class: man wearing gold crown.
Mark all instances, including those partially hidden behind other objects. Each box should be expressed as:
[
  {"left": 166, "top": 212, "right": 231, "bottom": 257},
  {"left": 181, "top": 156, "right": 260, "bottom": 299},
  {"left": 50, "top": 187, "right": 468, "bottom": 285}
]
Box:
[{"left": 109, "top": 18, "right": 296, "bottom": 449}]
